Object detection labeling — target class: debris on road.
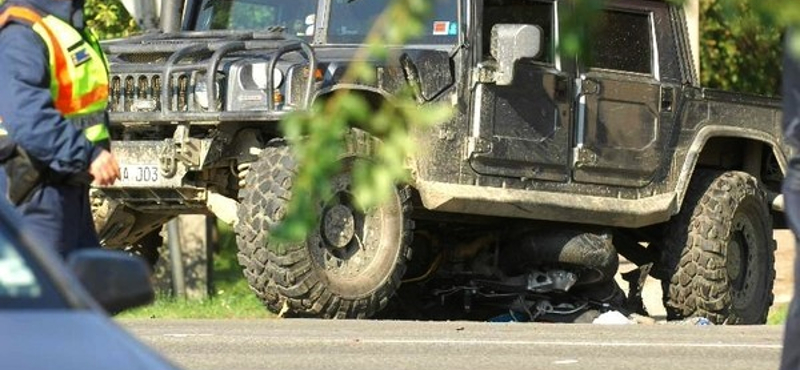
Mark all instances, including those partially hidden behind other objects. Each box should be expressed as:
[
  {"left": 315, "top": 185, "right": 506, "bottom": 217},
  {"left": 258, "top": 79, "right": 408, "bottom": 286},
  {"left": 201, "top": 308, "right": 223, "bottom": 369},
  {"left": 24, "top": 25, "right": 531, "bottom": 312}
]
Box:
[{"left": 592, "top": 311, "right": 635, "bottom": 325}]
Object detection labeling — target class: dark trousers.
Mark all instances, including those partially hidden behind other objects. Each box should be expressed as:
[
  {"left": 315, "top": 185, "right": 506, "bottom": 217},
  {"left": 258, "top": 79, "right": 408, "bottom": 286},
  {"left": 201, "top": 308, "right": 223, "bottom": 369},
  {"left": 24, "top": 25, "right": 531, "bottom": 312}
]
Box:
[
  {"left": 0, "top": 168, "right": 99, "bottom": 257},
  {"left": 782, "top": 169, "right": 800, "bottom": 370}
]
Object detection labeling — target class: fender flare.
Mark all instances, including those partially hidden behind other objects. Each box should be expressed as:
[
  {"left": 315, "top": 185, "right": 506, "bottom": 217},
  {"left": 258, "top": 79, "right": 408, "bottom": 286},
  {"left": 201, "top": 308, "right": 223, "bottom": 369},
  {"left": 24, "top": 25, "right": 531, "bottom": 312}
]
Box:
[{"left": 673, "top": 125, "right": 787, "bottom": 212}]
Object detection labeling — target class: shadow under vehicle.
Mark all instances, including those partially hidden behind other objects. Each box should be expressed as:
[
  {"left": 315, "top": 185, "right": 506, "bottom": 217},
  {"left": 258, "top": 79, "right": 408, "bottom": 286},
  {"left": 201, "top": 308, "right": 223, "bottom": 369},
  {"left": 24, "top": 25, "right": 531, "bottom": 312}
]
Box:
[{"left": 97, "top": 0, "right": 788, "bottom": 324}]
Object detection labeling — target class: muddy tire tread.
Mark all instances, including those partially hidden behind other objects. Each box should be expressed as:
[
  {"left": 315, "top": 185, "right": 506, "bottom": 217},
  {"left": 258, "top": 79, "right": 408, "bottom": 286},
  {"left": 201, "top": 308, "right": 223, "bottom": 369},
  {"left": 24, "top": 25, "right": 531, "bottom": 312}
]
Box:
[
  {"left": 235, "top": 138, "right": 413, "bottom": 318},
  {"left": 661, "top": 170, "right": 775, "bottom": 324}
]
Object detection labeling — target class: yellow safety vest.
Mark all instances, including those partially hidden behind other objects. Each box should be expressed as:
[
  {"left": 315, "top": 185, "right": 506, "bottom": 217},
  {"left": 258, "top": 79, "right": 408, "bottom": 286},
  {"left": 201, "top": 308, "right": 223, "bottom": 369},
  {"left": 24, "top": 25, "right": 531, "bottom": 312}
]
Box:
[{"left": 0, "top": 5, "right": 110, "bottom": 144}]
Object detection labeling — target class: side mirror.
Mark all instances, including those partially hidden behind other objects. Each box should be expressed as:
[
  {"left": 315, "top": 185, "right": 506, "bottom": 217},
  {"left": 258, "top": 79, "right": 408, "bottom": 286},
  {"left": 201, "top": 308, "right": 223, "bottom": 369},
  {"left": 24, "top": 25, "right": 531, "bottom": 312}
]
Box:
[
  {"left": 68, "top": 249, "right": 154, "bottom": 314},
  {"left": 490, "top": 24, "right": 542, "bottom": 86}
]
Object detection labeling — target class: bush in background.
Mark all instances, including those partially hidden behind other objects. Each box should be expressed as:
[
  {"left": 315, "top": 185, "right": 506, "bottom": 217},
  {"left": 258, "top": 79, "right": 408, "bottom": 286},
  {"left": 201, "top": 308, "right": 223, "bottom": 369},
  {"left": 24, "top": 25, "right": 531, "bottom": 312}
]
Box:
[
  {"left": 699, "top": 0, "right": 783, "bottom": 96},
  {"left": 85, "top": 0, "right": 138, "bottom": 39}
]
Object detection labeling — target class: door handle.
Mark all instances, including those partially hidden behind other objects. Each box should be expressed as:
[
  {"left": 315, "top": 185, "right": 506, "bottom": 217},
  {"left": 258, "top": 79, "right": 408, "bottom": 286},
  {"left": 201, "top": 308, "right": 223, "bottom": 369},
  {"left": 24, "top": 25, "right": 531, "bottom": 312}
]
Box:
[
  {"left": 661, "top": 87, "right": 675, "bottom": 112},
  {"left": 554, "top": 75, "right": 569, "bottom": 101}
]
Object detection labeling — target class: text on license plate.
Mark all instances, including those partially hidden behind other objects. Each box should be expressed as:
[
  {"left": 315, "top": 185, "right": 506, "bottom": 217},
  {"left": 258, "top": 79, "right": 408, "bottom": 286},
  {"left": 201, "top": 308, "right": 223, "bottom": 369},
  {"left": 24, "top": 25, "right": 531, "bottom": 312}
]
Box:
[{"left": 120, "top": 164, "right": 160, "bottom": 184}]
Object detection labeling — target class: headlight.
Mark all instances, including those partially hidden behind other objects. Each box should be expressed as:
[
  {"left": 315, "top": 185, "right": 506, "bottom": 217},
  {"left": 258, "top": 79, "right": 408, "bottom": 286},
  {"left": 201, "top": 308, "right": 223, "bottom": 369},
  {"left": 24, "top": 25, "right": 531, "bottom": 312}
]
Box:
[
  {"left": 194, "top": 78, "right": 221, "bottom": 110},
  {"left": 251, "top": 62, "right": 284, "bottom": 90}
]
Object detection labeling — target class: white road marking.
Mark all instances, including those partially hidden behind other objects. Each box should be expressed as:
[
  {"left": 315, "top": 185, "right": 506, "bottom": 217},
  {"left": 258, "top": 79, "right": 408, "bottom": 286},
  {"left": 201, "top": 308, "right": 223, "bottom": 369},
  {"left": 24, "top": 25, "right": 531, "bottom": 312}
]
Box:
[
  {"left": 553, "top": 359, "right": 579, "bottom": 365},
  {"left": 156, "top": 334, "right": 782, "bottom": 350},
  {"left": 347, "top": 339, "right": 782, "bottom": 349}
]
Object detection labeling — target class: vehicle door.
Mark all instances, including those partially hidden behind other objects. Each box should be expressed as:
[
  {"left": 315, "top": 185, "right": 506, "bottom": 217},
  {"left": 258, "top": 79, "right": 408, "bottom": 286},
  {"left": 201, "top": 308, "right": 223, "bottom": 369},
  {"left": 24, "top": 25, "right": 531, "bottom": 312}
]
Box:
[
  {"left": 469, "top": 0, "right": 573, "bottom": 182},
  {"left": 572, "top": 1, "right": 677, "bottom": 187}
]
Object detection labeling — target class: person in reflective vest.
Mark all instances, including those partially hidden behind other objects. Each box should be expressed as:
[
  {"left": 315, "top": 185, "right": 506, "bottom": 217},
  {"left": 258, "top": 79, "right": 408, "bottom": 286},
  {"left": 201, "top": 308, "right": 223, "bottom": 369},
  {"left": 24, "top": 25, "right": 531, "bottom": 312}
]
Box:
[{"left": 0, "top": 0, "right": 120, "bottom": 256}]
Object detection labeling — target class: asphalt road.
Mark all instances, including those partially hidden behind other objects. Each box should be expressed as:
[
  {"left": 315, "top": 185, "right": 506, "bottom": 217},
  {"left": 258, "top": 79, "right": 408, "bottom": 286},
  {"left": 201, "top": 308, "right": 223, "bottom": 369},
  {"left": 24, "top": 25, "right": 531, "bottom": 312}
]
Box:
[{"left": 120, "top": 319, "right": 785, "bottom": 370}]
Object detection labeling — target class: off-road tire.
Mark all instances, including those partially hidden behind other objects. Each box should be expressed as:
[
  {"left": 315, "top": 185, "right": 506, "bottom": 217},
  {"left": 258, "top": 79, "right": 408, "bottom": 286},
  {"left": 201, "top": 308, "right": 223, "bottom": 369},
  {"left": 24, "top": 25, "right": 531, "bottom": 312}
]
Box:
[
  {"left": 660, "top": 170, "right": 775, "bottom": 324},
  {"left": 235, "top": 138, "right": 413, "bottom": 319},
  {"left": 234, "top": 143, "right": 290, "bottom": 313}
]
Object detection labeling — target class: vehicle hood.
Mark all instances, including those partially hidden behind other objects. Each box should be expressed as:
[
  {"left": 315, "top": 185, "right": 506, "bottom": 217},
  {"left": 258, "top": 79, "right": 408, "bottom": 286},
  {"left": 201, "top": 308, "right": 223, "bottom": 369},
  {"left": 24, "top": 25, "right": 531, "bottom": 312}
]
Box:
[{"left": 0, "top": 311, "right": 179, "bottom": 370}]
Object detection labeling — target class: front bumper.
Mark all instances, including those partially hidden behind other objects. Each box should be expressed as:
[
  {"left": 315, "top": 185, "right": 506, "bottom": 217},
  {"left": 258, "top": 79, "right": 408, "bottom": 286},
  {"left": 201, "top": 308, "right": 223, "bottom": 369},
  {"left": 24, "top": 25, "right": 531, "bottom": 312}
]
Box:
[{"left": 96, "top": 139, "right": 215, "bottom": 212}]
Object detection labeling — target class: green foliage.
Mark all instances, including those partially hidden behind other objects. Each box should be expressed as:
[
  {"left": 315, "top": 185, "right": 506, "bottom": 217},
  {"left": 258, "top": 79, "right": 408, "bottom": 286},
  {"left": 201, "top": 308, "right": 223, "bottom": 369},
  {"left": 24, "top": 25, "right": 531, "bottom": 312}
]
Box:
[
  {"left": 699, "top": 0, "right": 783, "bottom": 96},
  {"left": 747, "top": 0, "right": 800, "bottom": 30},
  {"left": 558, "top": 0, "right": 604, "bottom": 60},
  {"left": 768, "top": 303, "right": 789, "bottom": 325},
  {"left": 84, "top": 0, "right": 138, "bottom": 39},
  {"left": 793, "top": 31, "right": 800, "bottom": 56},
  {"left": 271, "top": 0, "right": 452, "bottom": 243}
]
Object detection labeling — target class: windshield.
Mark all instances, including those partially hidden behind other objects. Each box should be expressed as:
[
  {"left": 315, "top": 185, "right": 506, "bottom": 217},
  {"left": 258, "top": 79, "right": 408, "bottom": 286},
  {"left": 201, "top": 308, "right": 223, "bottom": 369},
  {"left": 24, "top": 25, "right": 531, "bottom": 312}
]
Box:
[
  {"left": 194, "top": 0, "right": 318, "bottom": 36},
  {"left": 0, "top": 225, "right": 65, "bottom": 309},
  {"left": 328, "top": 0, "right": 459, "bottom": 45}
]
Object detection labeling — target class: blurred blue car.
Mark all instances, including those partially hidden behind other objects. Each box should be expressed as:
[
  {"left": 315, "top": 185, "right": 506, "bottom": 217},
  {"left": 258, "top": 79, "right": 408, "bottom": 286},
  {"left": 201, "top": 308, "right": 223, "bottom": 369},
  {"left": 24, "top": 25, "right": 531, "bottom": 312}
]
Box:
[{"left": 0, "top": 199, "right": 179, "bottom": 370}]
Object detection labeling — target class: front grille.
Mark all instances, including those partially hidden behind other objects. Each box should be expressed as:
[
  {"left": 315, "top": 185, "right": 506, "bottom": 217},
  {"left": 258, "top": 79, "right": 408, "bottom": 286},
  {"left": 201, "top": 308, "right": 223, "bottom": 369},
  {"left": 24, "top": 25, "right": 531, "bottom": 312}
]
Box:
[
  {"left": 176, "top": 74, "right": 189, "bottom": 112},
  {"left": 109, "top": 73, "right": 192, "bottom": 113},
  {"left": 106, "top": 38, "right": 317, "bottom": 119},
  {"left": 110, "top": 74, "right": 163, "bottom": 113}
]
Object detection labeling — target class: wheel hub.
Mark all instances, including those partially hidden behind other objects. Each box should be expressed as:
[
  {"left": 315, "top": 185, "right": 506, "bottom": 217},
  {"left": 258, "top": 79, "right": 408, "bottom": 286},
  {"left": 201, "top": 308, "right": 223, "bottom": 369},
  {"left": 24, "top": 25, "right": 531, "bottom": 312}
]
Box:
[
  {"left": 322, "top": 204, "right": 356, "bottom": 249},
  {"left": 729, "top": 218, "right": 758, "bottom": 305},
  {"left": 311, "top": 181, "right": 394, "bottom": 282},
  {"left": 727, "top": 238, "right": 743, "bottom": 283}
]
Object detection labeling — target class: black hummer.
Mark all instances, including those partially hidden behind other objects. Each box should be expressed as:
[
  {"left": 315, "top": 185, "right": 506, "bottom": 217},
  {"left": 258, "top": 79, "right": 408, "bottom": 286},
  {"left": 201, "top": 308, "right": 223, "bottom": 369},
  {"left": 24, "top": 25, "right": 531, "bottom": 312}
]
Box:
[{"left": 97, "top": 0, "right": 788, "bottom": 323}]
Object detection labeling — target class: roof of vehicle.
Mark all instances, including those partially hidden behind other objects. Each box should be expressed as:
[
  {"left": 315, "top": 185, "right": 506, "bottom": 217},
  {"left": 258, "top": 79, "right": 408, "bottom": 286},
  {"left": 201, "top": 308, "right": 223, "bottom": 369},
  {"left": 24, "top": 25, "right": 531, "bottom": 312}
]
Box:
[{"left": 0, "top": 312, "right": 180, "bottom": 370}]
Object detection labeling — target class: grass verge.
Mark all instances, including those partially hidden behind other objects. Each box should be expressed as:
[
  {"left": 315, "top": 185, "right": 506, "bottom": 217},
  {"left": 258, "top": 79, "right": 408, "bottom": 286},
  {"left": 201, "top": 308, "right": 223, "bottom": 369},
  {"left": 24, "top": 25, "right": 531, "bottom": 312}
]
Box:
[
  {"left": 118, "top": 221, "right": 274, "bottom": 319},
  {"left": 770, "top": 303, "right": 789, "bottom": 325}
]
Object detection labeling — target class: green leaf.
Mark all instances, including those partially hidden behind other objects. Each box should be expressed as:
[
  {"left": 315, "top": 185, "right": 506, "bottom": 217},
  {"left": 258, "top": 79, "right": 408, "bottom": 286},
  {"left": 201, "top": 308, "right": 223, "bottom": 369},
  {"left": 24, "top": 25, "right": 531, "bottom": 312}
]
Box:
[{"left": 792, "top": 29, "right": 800, "bottom": 57}]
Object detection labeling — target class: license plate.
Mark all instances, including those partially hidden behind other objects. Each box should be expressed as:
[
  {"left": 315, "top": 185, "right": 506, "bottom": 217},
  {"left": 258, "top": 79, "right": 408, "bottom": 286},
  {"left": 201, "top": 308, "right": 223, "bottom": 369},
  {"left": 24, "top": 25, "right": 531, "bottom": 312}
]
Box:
[{"left": 119, "top": 164, "right": 161, "bottom": 185}]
